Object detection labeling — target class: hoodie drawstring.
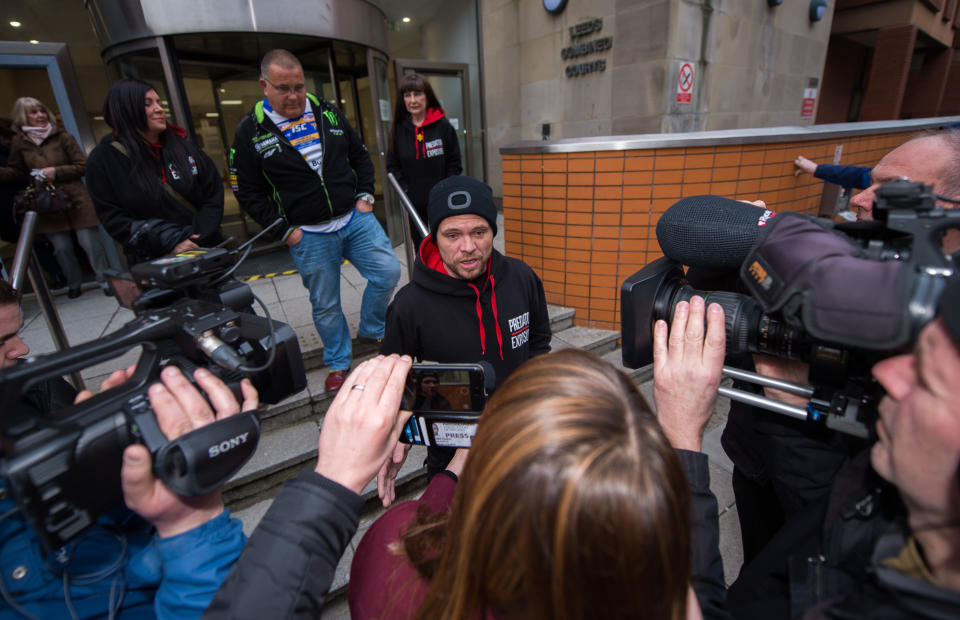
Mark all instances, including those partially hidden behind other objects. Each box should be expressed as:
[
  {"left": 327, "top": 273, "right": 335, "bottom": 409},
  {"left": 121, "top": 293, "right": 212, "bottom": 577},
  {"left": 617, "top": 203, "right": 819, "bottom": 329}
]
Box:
[
  {"left": 489, "top": 273, "right": 504, "bottom": 361},
  {"left": 467, "top": 264, "right": 504, "bottom": 361}
]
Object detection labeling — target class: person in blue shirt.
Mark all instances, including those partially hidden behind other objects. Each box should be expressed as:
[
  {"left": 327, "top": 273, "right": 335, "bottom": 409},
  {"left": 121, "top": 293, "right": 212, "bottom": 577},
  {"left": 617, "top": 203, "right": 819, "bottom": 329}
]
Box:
[
  {"left": 793, "top": 154, "right": 871, "bottom": 189},
  {"left": 0, "top": 279, "right": 253, "bottom": 619}
]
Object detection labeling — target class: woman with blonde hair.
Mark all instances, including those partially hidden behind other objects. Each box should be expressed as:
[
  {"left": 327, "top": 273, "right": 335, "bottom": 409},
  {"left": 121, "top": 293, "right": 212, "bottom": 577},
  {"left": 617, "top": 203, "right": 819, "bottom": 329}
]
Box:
[
  {"left": 0, "top": 97, "right": 110, "bottom": 297},
  {"left": 348, "top": 297, "right": 727, "bottom": 620}
]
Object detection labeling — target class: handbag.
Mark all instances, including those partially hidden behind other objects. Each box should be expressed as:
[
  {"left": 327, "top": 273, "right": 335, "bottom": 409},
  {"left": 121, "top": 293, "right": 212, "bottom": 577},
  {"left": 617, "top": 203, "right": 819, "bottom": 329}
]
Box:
[{"left": 13, "top": 181, "right": 75, "bottom": 218}]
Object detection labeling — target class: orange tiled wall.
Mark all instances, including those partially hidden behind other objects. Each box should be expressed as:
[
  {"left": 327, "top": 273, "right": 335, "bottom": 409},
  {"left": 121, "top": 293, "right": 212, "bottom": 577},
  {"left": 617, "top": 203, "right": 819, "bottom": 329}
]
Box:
[{"left": 501, "top": 131, "right": 915, "bottom": 330}]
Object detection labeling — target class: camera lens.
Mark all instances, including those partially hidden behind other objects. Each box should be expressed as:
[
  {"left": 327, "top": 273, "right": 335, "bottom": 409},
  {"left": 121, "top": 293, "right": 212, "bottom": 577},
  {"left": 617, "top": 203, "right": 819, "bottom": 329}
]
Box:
[{"left": 667, "top": 284, "right": 811, "bottom": 360}]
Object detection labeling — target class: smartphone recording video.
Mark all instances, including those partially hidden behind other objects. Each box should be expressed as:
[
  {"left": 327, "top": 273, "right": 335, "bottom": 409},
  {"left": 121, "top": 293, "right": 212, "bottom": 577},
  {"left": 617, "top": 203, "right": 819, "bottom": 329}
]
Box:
[{"left": 399, "top": 363, "right": 488, "bottom": 448}]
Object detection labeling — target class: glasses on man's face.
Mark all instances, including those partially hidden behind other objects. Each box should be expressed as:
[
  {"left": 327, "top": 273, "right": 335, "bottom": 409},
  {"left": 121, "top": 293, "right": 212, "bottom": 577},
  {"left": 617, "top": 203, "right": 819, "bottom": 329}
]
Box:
[{"left": 263, "top": 77, "right": 306, "bottom": 96}]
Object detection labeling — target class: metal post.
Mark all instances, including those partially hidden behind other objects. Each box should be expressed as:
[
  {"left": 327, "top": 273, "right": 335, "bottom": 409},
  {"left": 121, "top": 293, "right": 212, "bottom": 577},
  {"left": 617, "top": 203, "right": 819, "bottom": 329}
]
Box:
[
  {"left": 8, "top": 210, "right": 86, "bottom": 391},
  {"left": 9, "top": 211, "right": 37, "bottom": 293},
  {"left": 387, "top": 172, "right": 429, "bottom": 275}
]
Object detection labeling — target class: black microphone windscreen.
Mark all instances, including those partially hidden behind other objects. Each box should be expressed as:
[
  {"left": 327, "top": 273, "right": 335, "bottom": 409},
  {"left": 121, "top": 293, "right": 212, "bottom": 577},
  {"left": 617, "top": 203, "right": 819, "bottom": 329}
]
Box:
[{"left": 656, "top": 195, "right": 776, "bottom": 269}]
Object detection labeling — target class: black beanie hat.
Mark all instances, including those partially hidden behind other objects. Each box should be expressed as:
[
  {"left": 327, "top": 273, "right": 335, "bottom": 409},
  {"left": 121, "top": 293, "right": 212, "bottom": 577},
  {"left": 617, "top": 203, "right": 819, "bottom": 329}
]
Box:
[{"left": 427, "top": 175, "right": 498, "bottom": 238}]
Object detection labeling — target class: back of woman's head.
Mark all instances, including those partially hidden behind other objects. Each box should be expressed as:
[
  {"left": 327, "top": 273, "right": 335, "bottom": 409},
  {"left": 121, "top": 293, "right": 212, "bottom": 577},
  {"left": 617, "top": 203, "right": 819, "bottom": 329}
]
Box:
[
  {"left": 10, "top": 97, "right": 55, "bottom": 129},
  {"left": 102, "top": 78, "right": 153, "bottom": 137},
  {"left": 415, "top": 349, "right": 691, "bottom": 620}
]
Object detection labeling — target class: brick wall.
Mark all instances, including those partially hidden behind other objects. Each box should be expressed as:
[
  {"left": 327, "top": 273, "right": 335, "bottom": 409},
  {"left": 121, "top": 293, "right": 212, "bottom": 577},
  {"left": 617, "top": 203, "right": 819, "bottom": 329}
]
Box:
[{"left": 502, "top": 131, "right": 915, "bottom": 330}]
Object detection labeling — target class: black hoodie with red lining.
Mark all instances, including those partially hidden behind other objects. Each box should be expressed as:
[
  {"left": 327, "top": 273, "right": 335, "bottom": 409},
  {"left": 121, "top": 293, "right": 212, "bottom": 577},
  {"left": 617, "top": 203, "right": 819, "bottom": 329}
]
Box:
[
  {"left": 387, "top": 107, "right": 462, "bottom": 214},
  {"left": 381, "top": 238, "right": 551, "bottom": 392}
]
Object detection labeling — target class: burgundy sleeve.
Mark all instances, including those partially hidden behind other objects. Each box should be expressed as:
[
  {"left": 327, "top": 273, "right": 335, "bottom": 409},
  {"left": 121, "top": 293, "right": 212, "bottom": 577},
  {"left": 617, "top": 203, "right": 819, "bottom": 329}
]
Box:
[{"left": 348, "top": 473, "right": 457, "bottom": 618}]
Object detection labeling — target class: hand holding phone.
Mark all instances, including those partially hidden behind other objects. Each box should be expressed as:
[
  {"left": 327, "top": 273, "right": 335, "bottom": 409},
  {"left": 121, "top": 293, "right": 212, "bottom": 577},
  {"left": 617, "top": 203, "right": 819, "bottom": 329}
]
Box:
[{"left": 398, "top": 363, "right": 489, "bottom": 448}]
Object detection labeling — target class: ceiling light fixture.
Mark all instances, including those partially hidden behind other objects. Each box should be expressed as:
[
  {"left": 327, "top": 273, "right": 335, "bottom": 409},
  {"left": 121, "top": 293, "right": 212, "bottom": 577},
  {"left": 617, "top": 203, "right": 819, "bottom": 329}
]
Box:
[
  {"left": 402, "top": 17, "right": 411, "bottom": 23},
  {"left": 220, "top": 100, "right": 243, "bottom": 105},
  {"left": 29, "top": 40, "right": 39, "bottom": 44},
  {"left": 9, "top": 21, "right": 22, "bottom": 28}
]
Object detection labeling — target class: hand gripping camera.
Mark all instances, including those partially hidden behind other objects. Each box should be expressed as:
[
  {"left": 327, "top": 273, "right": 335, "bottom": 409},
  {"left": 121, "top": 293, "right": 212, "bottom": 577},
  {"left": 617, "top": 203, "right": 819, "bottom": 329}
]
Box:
[
  {"left": 0, "top": 227, "right": 306, "bottom": 552},
  {"left": 621, "top": 181, "right": 959, "bottom": 439}
]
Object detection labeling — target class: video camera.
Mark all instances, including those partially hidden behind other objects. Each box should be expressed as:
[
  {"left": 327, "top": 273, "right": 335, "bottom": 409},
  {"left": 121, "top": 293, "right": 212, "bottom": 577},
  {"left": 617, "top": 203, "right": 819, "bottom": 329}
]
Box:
[
  {"left": 0, "top": 223, "right": 306, "bottom": 552},
  {"left": 621, "top": 181, "right": 959, "bottom": 438}
]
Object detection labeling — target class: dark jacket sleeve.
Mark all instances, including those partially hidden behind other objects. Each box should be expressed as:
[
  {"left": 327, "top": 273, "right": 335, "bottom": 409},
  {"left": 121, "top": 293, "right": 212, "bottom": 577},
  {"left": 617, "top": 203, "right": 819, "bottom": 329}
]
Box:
[
  {"left": 86, "top": 145, "right": 140, "bottom": 249},
  {"left": 440, "top": 118, "right": 462, "bottom": 177},
  {"left": 230, "top": 119, "right": 286, "bottom": 236},
  {"left": 52, "top": 133, "right": 87, "bottom": 183},
  {"left": 0, "top": 137, "right": 28, "bottom": 183},
  {"left": 678, "top": 449, "right": 731, "bottom": 620},
  {"left": 814, "top": 164, "right": 872, "bottom": 190},
  {"left": 202, "top": 469, "right": 363, "bottom": 619},
  {"left": 529, "top": 270, "right": 552, "bottom": 356},
  {"left": 342, "top": 110, "right": 375, "bottom": 198},
  {"left": 186, "top": 143, "right": 225, "bottom": 241},
  {"left": 380, "top": 289, "right": 421, "bottom": 359},
  {"left": 386, "top": 128, "right": 407, "bottom": 192}
]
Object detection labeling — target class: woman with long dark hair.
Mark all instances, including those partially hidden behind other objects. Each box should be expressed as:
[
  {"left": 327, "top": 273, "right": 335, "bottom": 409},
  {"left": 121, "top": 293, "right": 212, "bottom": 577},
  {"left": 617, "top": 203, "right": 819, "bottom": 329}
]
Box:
[
  {"left": 387, "top": 73, "right": 462, "bottom": 247},
  {"left": 0, "top": 98, "right": 111, "bottom": 297},
  {"left": 86, "top": 79, "right": 224, "bottom": 265}
]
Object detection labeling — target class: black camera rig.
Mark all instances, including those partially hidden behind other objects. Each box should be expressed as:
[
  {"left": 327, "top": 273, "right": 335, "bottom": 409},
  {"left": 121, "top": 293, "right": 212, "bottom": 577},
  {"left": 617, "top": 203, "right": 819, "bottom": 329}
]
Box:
[
  {"left": 621, "top": 181, "right": 959, "bottom": 439},
  {"left": 0, "top": 224, "right": 306, "bottom": 552}
]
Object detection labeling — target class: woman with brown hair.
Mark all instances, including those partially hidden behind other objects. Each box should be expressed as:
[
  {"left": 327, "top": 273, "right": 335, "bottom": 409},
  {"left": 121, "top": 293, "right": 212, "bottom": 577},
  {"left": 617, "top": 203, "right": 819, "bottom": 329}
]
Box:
[
  {"left": 348, "top": 297, "right": 728, "bottom": 620},
  {"left": 196, "top": 299, "right": 726, "bottom": 619},
  {"left": 387, "top": 72, "right": 461, "bottom": 248},
  {"left": 0, "top": 97, "right": 111, "bottom": 297}
]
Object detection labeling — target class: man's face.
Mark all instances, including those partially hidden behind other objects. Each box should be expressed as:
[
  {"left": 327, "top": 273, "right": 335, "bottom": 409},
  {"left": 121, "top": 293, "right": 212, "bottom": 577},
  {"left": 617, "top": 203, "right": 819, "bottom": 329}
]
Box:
[
  {"left": 850, "top": 136, "right": 960, "bottom": 254},
  {"left": 852, "top": 137, "right": 951, "bottom": 222},
  {"left": 870, "top": 319, "right": 960, "bottom": 521},
  {"left": 420, "top": 376, "right": 439, "bottom": 396},
  {"left": 436, "top": 214, "right": 494, "bottom": 281},
  {"left": 0, "top": 303, "right": 28, "bottom": 370},
  {"left": 260, "top": 63, "right": 307, "bottom": 119}
]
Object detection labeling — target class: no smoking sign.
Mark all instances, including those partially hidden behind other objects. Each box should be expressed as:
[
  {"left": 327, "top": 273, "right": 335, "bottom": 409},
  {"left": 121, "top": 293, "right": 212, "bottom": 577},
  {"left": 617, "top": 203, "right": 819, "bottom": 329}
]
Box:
[{"left": 676, "top": 62, "right": 694, "bottom": 103}]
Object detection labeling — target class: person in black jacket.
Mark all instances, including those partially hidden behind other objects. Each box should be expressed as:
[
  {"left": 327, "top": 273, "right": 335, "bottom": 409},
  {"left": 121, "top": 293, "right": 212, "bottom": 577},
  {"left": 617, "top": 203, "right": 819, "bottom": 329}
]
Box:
[
  {"left": 86, "top": 79, "right": 224, "bottom": 266},
  {"left": 230, "top": 49, "right": 401, "bottom": 394},
  {"left": 203, "top": 354, "right": 415, "bottom": 619},
  {"left": 387, "top": 72, "right": 462, "bottom": 247},
  {"left": 377, "top": 175, "right": 552, "bottom": 501}
]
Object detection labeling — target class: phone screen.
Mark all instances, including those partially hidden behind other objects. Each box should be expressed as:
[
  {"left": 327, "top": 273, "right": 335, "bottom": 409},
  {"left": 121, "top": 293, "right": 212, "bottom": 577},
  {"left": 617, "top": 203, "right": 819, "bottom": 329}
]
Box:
[
  {"left": 399, "top": 364, "right": 487, "bottom": 447},
  {"left": 401, "top": 366, "right": 482, "bottom": 413}
]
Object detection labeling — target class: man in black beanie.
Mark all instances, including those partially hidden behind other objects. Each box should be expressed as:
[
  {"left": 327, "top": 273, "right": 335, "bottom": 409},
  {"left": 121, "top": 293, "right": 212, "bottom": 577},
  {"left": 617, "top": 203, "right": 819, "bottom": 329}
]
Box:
[{"left": 377, "top": 176, "right": 551, "bottom": 503}]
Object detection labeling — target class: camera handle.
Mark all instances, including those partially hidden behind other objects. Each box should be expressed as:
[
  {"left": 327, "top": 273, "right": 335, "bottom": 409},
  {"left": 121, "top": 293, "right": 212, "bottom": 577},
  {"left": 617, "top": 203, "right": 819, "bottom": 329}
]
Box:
[{"left": 718, "top": 366, "right": 871, "bottom": 439}]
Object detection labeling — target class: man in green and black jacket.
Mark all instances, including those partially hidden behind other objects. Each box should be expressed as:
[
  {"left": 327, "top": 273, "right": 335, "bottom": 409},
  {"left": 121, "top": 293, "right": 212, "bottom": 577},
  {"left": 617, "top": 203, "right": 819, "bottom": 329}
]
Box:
[{"left": 230, "top": 49, "right": 400, "bottom": 393}]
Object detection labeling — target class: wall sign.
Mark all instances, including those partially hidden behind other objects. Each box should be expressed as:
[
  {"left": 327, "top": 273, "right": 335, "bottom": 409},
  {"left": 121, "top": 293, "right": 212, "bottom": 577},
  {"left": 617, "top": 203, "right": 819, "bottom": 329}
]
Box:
[
  {"left": 801, "top": 77, "right": 818, "bottom": 117},
  {"left": 676, "top": 62, "right": 694, "bottom": 103},
  {"left": 563, "top": 18, "right": 613, "bottom": 78}
]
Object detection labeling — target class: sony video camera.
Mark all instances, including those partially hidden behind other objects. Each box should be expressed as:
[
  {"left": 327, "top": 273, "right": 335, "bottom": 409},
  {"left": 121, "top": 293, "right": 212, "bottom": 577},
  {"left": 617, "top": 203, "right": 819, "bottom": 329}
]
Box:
[
  {"left": 621, "top": 181, "right": 959, "bottom": 438},
  {"left": 0, "top": 233, "right": 306, "bottom": 552}
]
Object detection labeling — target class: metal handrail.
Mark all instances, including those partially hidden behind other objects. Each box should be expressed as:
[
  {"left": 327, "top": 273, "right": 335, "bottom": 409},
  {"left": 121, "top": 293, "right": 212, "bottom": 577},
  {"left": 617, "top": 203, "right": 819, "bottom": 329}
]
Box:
[
  {"left": 7, "top": 210, "right": 85, "bottom": 390},
  {"left": 387, "top": 172, "right": 429, "bottom": 275}
]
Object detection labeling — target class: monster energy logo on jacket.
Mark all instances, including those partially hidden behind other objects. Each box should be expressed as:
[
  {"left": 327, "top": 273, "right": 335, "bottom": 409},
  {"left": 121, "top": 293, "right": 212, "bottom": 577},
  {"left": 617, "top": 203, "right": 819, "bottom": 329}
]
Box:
[{"left": 229, "top": 92, "right": 376, "bottom": 236}]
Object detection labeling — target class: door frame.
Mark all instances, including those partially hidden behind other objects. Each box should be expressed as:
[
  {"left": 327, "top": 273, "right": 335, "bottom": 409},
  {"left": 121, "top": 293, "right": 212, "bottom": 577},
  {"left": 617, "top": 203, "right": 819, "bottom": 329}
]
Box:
[{"left": 0, "top": 42, "right": 96, "bottom": 152}]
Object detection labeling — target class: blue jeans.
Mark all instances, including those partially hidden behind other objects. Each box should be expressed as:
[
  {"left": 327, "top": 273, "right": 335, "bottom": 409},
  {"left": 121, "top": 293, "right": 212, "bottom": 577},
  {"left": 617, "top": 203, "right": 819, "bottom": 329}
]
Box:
[{"left": 288, "top": 211, "right": 401, "bottom": 370}]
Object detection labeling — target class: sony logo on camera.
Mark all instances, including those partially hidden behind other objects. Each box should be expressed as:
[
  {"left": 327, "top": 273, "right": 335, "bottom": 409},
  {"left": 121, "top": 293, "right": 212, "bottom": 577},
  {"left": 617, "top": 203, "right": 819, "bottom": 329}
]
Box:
[{"left": 208, "top": 432, "right": 251, "bottom": 458}]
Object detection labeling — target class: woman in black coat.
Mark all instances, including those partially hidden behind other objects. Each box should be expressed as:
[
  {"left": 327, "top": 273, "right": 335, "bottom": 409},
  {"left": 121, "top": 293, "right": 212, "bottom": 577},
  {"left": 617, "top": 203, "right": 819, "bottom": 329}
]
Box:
[
  {"left": 386, "top": 73, "right": 462, "bottom": 248},
  {"left": 86, "top": 79, "right": 224, "bottom": 266}
]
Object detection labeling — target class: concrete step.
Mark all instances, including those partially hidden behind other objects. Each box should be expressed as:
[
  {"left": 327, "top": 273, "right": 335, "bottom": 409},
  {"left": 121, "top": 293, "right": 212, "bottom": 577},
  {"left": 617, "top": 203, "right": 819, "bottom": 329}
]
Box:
[{"left": 550, "top": 324, "right": 620, "bottom": 356}]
